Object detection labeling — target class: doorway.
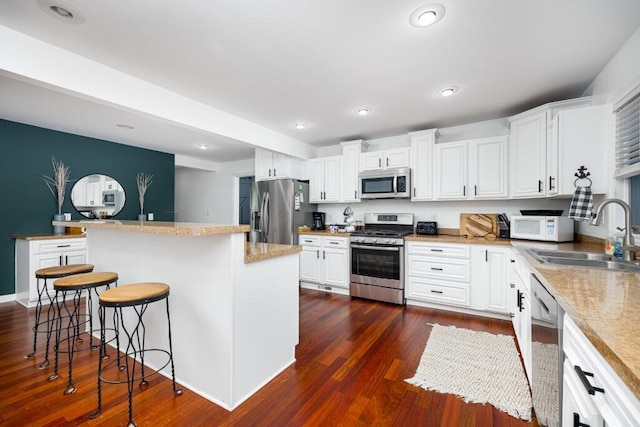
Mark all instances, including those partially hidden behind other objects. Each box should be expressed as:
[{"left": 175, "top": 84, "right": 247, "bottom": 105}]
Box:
[{"left": 239, "top": 176, "right": 254, "bottom": 225}]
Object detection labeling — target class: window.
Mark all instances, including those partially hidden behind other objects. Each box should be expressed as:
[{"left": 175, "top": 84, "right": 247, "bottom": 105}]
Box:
[{"left": 615, "top": 89, "right": 640, "bottom": 178}]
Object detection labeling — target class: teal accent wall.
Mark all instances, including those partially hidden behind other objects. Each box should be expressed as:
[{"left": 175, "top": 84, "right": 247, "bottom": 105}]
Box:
[{"left": 0, "top": 119, "right": 175, "bottom": 297}]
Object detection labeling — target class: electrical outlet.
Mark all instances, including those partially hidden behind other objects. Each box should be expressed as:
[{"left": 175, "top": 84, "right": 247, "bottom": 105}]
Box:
[
  {"left": 431, "top": 214, "right": 438, "bottom": 221},
  {"left": 148, "top": 213, "right": 154, "bottom": 221}
]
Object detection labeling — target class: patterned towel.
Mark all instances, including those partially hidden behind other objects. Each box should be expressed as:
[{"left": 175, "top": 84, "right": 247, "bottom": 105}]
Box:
[{"left": 568, "top": 186, "right": 593, "bottom": 221}]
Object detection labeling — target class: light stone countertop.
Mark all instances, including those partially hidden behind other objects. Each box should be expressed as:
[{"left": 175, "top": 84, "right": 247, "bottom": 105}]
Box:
[
  {"left": 13, "top": 233, "right": 86, "bottom": 241},
  {"left": 244, "top": 242, "right": 302, "bottom": 264},
  {"left": 53, "top": 220, "right": 249, "bottom": 236}
]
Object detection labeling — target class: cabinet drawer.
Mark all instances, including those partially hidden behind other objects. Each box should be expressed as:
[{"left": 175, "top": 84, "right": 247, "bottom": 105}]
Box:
[
  {"left": 323, "top": 237, "right": 348, "bottom": 249},
  {"left": 33, "top": 238, "right": 86, "bottom": 254},
  {"left": 407, "top": 242, "right": 470, "bottom": 259},
  {"left": 299, "top": 235, "right": 321, "bottom": 246},
  {"left": 407, "top": 256, "right": 470, "bottom": 282},
  {"left": 408, "top": 277, "right": 470, "bottom": 307},
  {"left": 564, "top": 315, "right": 640, "bottom": 426}
]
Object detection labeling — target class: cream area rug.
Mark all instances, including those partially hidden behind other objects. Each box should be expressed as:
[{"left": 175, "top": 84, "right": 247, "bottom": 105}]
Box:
[{"left": 406, "top": 324, "right": 532, "bottom": 421}]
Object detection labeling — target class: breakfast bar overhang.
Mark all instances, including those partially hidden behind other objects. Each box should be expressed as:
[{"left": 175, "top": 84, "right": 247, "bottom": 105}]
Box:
[{"left": 54, "top": 220, "right": 302, "bottom": 410}]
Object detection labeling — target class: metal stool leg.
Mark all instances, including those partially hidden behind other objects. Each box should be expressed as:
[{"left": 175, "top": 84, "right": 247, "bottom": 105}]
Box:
[
  {"left": 166, "top": 297, "right": 183, "bottom": 396},
  {"left": 89, "top": 304, "right": 106, "bottom": 421}
]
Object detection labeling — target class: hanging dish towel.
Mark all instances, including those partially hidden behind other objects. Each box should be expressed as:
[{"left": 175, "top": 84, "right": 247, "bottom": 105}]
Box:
[{"left": 568, "top": 186, "right": 593, "bottom": 221}]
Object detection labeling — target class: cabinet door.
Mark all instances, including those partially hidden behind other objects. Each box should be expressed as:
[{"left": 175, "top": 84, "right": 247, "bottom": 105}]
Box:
[
  {"left": 434, "top": 142, "right": 468, "bottom": 199},
  {"left": 299, "top": 246, "right": 322, "bottom": 283},
  {"left": 64, "top": 250, "right": 87, "bottom": 265},
  {"left": 361, "top": 152, "right": 383, "bottom": 171},
  {"left": 469, "top": 137, "right": 508, "bottom": 199},
  {"left": 322, "top": 157, "right": 341, "bottom": 202},
  {"left": 410, "top": 133, "right": 435, "bottom": 201},
  {"left": 386, "top": 148, "right": 410, "bottom": 169},
  {"left": 255, "top": 149, "right": 273, "bottom": 180},
  {"left": 482, "top": 247, "right": 510, "bottom": 313},
  {"left": 341, "top": 144, "right": 360, "bottom": 202},
  {"left": 509, "top": 111, "right": 547, "bottom": 197},
  {"left": 272, "top": 153, "right": 292, "bottom": 178},
  {"left": 562, "top": 359, "right": 604, "bottom": 427},
  {"left": 308, "top": 159, "right": 325, "bottom": 203},
  {"left": 30, "top": 252, "right": 62, "bottom": 302},
  {"left": 322, "top": 247, "right": 348, "bottom": 288}
]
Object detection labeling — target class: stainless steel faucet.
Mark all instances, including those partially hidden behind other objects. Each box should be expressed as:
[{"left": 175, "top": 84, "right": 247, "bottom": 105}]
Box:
[{"left": 590, "top": 198, "right": 637, "bottom": 261}]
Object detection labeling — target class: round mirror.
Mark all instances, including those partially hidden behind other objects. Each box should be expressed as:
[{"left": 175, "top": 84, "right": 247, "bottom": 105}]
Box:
[{"left": 70, "top": 174, "right": 126, "bottom": 219}]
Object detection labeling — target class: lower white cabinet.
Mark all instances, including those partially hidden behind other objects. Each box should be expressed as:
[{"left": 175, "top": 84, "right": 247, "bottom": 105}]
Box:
[
  {"left": 510, "top": 251, "right": 532, "bottom": 380},
  {"left": 15, "top": 237, "right": 88, "bottom": 308},
  {"left": 406, "top": 242, "right": 471, "bottom": 307},
  {"left": 563, "top": 315, "right": 640, "bottom": 426},
  {"left": 299, "top": 235, "right": 349, "bottom": 292},
  {"left": 471, "top": 245, "right": 511, "bottom": 314}
]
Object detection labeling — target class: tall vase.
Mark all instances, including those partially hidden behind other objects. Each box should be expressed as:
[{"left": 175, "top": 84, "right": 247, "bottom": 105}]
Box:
[
  {"left": 53, "top": 213, "right": 66, "bottom": 235},
  {"left": 138, "top": 213, "right": 147, "bottom": 221}
]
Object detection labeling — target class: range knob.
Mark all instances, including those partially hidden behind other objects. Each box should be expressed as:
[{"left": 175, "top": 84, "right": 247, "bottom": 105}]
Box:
[
  {"left": 385, "top": 239, "right": 391, "bottom": 244},
  {"left": 372, "top": 238, "right": 377, "bottom": 243}
]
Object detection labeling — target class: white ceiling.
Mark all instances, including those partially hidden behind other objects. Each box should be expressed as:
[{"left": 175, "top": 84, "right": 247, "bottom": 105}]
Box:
[{"left": 1, "top": 0, "right": 640, "bottom": 163}]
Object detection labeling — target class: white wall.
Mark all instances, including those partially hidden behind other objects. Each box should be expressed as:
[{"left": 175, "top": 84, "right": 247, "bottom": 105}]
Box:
[{"left": 175, "top": 158, "right": 254, "bottom": 224}]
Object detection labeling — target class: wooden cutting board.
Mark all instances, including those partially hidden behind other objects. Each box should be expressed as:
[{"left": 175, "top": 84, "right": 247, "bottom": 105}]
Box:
[{"left": 460, "top": 214, "right": 498, "bottom": 239}]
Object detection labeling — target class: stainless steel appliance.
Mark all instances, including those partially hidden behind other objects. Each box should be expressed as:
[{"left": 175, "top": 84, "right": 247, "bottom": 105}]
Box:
[
  {"left": 510, "top": 215, "right": 574, "bottom": 242},
  {"left": 250, "top": 179, "right": 316, "bottom": 245},
  {"left": 349, "top": 213, "right": 414, "bottom": 305},
  {"left": 358, "top": 167, "right": 411, "bottom": 199},
  {"left": 531, "top": 274, "right": 564, "bottom": 427}
]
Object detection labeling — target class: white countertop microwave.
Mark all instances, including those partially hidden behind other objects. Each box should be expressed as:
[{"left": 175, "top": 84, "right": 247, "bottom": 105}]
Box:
[{"left": 510, "top": 215, "right": 575, "bottom": 242}]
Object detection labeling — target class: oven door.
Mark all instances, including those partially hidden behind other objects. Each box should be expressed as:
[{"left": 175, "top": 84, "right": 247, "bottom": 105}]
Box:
[{"left": 351, "top": 244, "right": 403, "bottom": 289}]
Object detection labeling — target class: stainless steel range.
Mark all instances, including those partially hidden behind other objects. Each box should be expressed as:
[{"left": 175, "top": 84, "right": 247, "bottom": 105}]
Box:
[{"left": 349, "top": 213, "right": 414, "bottom": 305}]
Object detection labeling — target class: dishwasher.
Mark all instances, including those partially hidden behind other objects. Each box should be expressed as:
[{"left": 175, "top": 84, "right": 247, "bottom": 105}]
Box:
[{"left": 530, "top": 274, "right": 564, "bottom": 427}]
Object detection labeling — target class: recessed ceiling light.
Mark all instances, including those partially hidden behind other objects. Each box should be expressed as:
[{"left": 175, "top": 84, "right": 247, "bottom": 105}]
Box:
[
  {"left": 294, "top": 122, "right": 307, "bottom": 130},
  {"left": 196, "top": 144, "right": 209, "bottom": 150},
  {"left": 37, "top": 0, "right": 85, "bottom": 24},
  {"left": 356, "top": 108, "right": 371, "bottom": 116},
  {"left": 410, "top": 4, "right": 445, "bottom": 28},
  {"left": 116, "top": 123, "right": 135, "bottom": 129},
  {"left": 439, "top": 86, "right": 458, "bottom": 97}
]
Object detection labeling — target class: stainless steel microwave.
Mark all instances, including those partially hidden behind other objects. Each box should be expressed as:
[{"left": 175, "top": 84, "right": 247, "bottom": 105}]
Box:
[{"left": 359, "top": 167, "right": 411, "bottom": 199}]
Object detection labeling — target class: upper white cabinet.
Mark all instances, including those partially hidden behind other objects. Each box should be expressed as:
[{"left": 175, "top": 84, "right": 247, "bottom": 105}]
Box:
[
  {"left": 255, "top": 148, "right": 306, "bottom": 181},
  {"left": 434, "top": 136, "right": 508, "bottom": 200},
  {"left": 410, "top": 130, "right": 438, "bottom": 201},
  {"left": 509, "top": 111, "right": 548, "bottom": 198},
  {"left": 434, "top": 141, "right": 468, "bottom": 199},
  {"left": 361, "top": 147, "right": 410, "bottom": 171},
  {"left": 309, "top": 156, "right": 341, "bottom": 203},
  {"left": 341, "top": 140, "right": 367, "bottom": 202},
  {"left": 547, "top": 104, "right": 608, "bottom": 195}
]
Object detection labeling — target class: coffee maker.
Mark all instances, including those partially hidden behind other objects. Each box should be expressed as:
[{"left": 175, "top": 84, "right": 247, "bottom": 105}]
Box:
[{"left": 311, "top": 212, "right": 326, "bottom": 231}]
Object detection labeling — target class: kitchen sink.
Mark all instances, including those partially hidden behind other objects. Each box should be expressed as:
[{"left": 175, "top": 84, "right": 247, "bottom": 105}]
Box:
[{"left": 526, "top": 249, "right": 640, "bottom": 273}]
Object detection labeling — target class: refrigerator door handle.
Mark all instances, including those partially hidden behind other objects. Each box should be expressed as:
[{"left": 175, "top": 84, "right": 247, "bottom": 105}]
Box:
[{"left": 263, "top": 192, "right": 270, "bottom": 239}]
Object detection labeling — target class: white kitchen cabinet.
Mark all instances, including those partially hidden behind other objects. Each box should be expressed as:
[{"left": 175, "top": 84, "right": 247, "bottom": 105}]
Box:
[
  {"left": 410, "top": 129, "right": 438, "bottom": 201},
  {"left": 361, "top": 147, "right": 410, "bottom": 171},
  {"left": 563, "top": 314, "right": 640, "bottom": 426},
  {"left": 509, "top": 110, "right": 548, "bottom": 198},
  {"left": 547, "top": 104, "right": 608, "bottom": 195},
  {"left": 15, "top": 237, "right": 88, "bottom": 308},
  {"left": 510, "top": 252, "right": 532, "bottom": 380},
  {"left": 255, "top": 148, "right": 306, "bottom": 181},
  {"left": 406, "top": 241, "right": 471, "bottom": 307},
  {"left": 434, "top": 141, "right": 468, "bottom": 199},
  {"left": 309, "top": 156, "right": 341, "bottom": 203},
  {"left": 471, "top": 245, "right": 510, "bottom": 314},
  {"left": 468, "top": 136, "right": 509, "bottom": 199},
  {"left": 299, "top": 235, "right": 349, "bottom": 293},
  {"left": 434, "top": 136, "right": 508, "bottom": 201},
  {"left": 340, "top": 140, "right": 366, "bottom": 202}
]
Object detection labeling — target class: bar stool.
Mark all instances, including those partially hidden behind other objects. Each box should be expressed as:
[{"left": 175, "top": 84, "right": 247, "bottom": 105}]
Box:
[
  {"left": 90, "top": 282, "right": 182, "bottom": 427},
  {"left": 49, "top": 272, "right": 119, "bottom": 395},
  {"left": 27, "top": 264, "right": 95, "bottom": 367}
]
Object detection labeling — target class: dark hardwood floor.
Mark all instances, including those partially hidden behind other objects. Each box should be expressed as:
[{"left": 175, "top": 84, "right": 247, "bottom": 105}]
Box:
[{"left": 0, "top": 289, "right": 536, "bottom": 426}]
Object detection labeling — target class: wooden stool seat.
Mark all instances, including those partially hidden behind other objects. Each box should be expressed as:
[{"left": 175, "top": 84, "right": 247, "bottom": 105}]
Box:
[
  {"left": 36, "top": 264, "right": 94, "bottom": 279},
  {"left": 53, "top": 272, "right": 119, "bottom": 290},
  {"left": 100, "top": 282, "right": 170, "bottom": 306}
]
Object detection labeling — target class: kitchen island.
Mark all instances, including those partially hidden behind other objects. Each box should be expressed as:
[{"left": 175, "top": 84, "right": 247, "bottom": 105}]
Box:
[{"left": 53, "top": 220, "right": 301, "bottom": 410}]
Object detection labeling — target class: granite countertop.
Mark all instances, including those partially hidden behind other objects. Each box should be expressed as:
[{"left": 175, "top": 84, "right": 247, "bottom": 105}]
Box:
[
  {"left": 13, "top": 233, "right": 86, "bottom": 241},
  {"left": 244, "top": 242, "right": 302, "bottom": 264},
  {"left": 405, "top": 232, "right": 512, "bottom": 246},
  {"left": 299, "top": 230, "right": 351, "bottom": 237},
  {"left": 511, "top": 240, "right": 640, "bottom": 401},
  {"left": 53, "top": 220, "right": 250, "bottom": 236}
]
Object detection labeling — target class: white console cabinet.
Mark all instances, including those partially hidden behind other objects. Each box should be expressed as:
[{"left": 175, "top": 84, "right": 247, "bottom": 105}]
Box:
[{"left": 15, "top": 237, "right": 87, "bottom": 308}]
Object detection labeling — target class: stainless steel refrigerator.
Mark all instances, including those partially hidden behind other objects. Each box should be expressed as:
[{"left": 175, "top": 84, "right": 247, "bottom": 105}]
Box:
[{"left": 250, "top": 179, "right": 317, "bottom": 245}]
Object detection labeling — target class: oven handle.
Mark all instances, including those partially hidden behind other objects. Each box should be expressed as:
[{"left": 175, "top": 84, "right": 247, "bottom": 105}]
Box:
[
  {"left": 351, "top": 244, "right": 400, "bottom": 252},
  {"left": 393, "top": 175, "right": 397, "bottom": 195}
]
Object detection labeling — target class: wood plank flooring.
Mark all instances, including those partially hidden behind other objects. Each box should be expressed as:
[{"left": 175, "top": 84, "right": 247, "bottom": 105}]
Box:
[{"left": 0, "top": 289, "right": 537, "bottom": 426}]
